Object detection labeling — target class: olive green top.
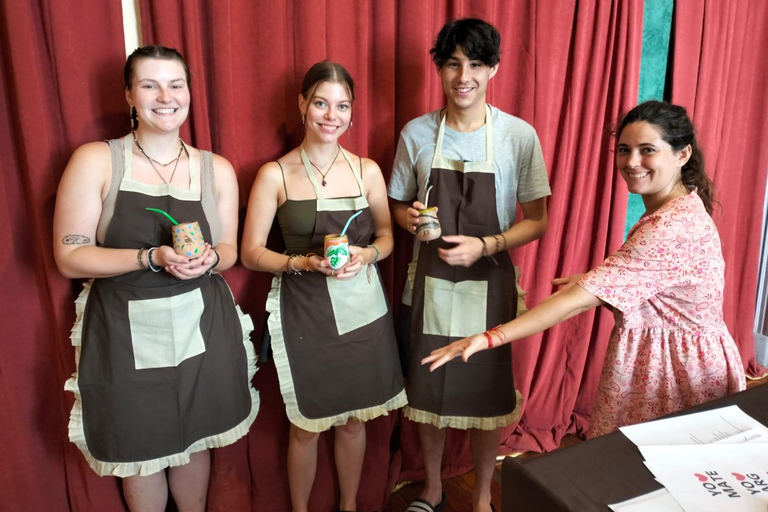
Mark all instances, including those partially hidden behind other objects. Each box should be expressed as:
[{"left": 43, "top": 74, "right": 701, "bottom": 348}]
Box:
[{"left": 276, "top": 198, "right": 317, "bottom": 254}]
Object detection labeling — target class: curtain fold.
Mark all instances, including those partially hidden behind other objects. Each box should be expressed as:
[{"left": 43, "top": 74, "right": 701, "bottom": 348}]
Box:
[
  {"left": 511, "top": 0, "right": 645, "bottom": 451},
  {"left": 0, "top": 0, "right": 128, "bottom": 510},
  {"left": 671, "top": 0, "right": 768, "bottom": 378}
]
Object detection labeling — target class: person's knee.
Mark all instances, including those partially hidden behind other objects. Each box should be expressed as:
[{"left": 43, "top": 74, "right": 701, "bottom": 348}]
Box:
[
  {"left": 290, "top": 425, "right": 320, "bottom": 444},
  {"left": 336, "top": 419, "right": 365, "bottom": 437}
]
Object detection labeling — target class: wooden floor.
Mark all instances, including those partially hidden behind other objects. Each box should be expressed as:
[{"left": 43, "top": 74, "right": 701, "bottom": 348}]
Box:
[{"left": 383, "top": 375, "right": 768, "bottom": 511}]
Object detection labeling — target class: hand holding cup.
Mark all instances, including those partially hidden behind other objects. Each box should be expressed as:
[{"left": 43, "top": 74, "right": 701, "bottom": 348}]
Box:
[
  {"left": 165, "top": 244, "right": 215, "bottom": 280},
  {"left": 408, "top": 200, "right": 439, "bottom": 236}
]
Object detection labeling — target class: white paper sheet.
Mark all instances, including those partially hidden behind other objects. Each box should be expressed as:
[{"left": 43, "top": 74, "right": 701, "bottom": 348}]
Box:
[
  {"left": 619, "top": 405, "right": 768, "bottom": 446},
  {"left": 608, "top": 488, "right": 684, "bottom": 512},
  {"left": 639, "top": 444, "right": 768, "bottom": 512},
  {"left": 714, "top": 428, "right": 768, "bottom": 444},
  {"left": 610, "top": 406, "right": 768, "bottom": 511}
]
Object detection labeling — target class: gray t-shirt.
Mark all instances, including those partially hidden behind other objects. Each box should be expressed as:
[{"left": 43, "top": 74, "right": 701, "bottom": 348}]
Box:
[{"left": 388, "top": 106, "right": 550, "bottom": 231}]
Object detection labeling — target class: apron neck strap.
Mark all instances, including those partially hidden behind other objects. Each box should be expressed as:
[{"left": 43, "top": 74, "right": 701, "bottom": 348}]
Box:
[
  {"left": 338, "top": 147, "right": 366, "bottom": 194},
  {"left": 180, "top": 139, "right": 198, "bottom": 191},
  {"left": 300, "top": 144, "right": 330, "bottom": 199},
  {"left": 435, "top": 104, "right": 494, "bottom": 162},
  {"left": 484, "top": 104, "right": 493, "bottom": 160}
]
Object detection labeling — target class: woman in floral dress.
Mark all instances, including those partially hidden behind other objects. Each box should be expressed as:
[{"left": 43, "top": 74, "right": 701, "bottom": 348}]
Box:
[{"left": 422, "top": 100, "right": 745, "bottom": 438}]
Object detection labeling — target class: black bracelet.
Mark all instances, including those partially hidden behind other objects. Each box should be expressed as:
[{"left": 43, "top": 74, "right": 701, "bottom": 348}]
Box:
[
  {"left": 476, "top": 236, "right": 489, "bottom": 257},
  {"left": 207, "top": 250, "right": 221, "bottom": 276},
  {"left": 147, "top": 247, "right": 162, "bottom": 272},
  {"left": 476, "top": 236, "right": 499, "bottom": 266}
]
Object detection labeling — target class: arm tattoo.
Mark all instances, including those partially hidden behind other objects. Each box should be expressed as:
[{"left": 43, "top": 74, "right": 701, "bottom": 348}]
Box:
[{"left": 62, "top": 234, "right": 91, "bottom": 245}]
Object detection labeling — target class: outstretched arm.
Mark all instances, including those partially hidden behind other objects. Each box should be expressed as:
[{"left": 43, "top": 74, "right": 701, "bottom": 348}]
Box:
[{"left": 422, "top": 281, "right": 602, "bottom": 371}]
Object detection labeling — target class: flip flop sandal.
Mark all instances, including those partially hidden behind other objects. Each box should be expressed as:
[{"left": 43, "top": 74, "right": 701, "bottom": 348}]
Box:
[{"left": 406, "top": 492, "right": 446, "bottom": 512}]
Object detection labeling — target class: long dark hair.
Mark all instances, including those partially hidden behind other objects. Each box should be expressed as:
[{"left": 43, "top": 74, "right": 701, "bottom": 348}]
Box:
[
  {"left": 617, "top": 100, "right": 714, "bottom": 216},
  {"left": 124, "top": 45, "right": 190, "bottom": 129}
]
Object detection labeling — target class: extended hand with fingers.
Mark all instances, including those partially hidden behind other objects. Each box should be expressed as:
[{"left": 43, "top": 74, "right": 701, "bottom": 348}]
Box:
[{"left": 421, "top": 333, "right": 486, "bottom": 372}]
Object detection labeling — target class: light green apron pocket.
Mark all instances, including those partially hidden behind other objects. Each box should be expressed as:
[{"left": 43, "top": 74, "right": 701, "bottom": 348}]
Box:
[
  {"left": 327, "top": 267, "right": 388, "bottom": 336},
  {"left": 423, "top": 275, "right": 487, "bottom": 337},
  {"left": 128, "top": 288, "right": 206, "bottom": 369}
]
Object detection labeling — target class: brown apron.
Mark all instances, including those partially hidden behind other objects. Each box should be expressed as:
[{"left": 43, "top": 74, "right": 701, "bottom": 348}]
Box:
[
  {"left": 404, "top": 106, "right": 521, "bottom": 429},
  {"left": 65, "top": 135, "right": 258, "bottom": 477},
  {"left": 267, "top": 147, "right": 406, "bottom": 433}
]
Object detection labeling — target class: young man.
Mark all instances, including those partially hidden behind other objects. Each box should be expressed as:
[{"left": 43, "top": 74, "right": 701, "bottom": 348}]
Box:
[{"left": 388, "top": 18, "right": 551, "bottom": 512}]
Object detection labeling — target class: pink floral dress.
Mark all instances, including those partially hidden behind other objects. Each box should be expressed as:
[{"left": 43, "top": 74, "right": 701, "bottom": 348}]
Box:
[{"left": 579, "top": 192, "right": 745, "bottom": 438}]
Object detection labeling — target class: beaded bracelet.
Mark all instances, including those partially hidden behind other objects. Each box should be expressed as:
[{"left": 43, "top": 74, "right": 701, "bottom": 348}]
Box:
[
  {"left": 286, "top": 255, "right": 300, "bottom": 275},
  {"left": 286, "top": 253, "right": 319, "bottom": 275},
  {"left": 147, "top": 247, "right": 162, "bottom": 272},
  {"left": 137, "top": 247, "right": 147, "bottom": 270}
]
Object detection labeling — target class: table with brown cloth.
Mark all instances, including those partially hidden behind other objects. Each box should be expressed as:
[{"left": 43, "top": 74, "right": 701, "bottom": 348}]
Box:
[{"left": 502, "top": 383, "right": 768, "bottom": 511}]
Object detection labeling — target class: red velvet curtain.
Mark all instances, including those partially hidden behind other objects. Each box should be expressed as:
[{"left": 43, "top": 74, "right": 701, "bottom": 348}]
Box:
[
  {"left": 671, "top": 0, "right": 768, "bottom": 378},
  {"left": 10, "top": 0, "right": 765, "bottom": 511},
  {"left": 0, "top": 0, "right": 129, "bottom": 510}
]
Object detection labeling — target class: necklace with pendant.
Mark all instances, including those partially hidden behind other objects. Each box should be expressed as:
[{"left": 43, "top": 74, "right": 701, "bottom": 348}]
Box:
[
  {"left": 133, "top": 131, "right": 185, "bottom": 184},
  {"left": 304, "top": 144, "right": 341, "bottom": 186}
]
